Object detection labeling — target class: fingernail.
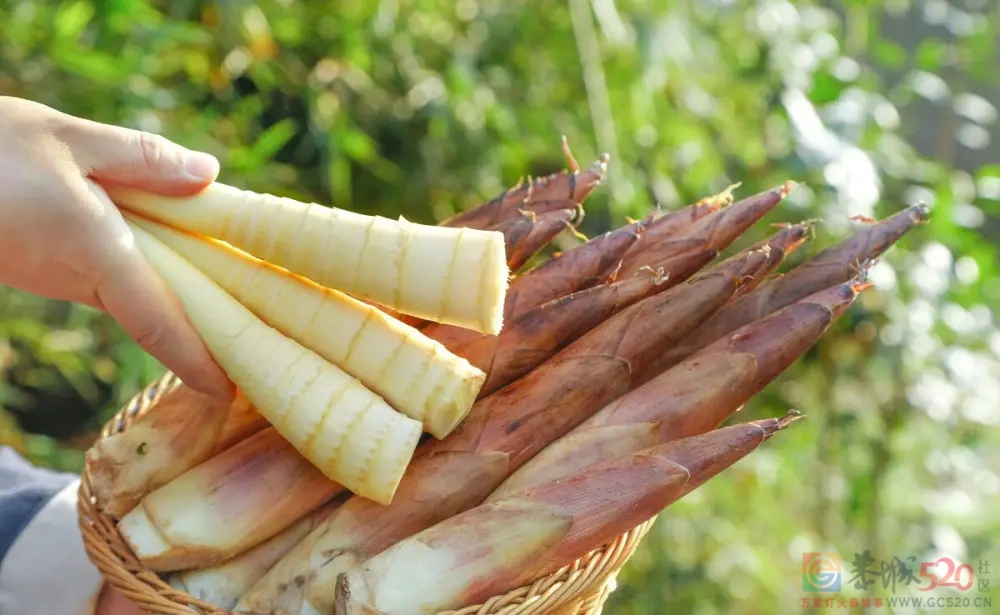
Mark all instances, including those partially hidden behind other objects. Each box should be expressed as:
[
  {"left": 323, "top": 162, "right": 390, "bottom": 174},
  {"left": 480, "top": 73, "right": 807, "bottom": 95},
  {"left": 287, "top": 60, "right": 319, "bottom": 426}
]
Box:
[{"left": 183, "top": 150, "right": 220, "bottom": 182}]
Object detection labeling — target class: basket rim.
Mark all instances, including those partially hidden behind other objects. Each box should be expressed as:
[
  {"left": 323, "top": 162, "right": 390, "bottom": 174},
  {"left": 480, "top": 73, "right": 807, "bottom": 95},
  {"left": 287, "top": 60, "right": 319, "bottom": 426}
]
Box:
[{"left": 76, "top": 371, "right": 656, "bottom": 615}]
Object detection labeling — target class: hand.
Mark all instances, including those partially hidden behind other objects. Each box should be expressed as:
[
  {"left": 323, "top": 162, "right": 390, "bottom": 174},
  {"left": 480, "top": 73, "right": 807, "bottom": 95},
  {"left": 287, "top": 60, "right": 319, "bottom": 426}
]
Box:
[
  {"left": 0, "top": 96, "right": 234, "bottom": 401},
  {"left": 94, "top": 585, "right": 145, "bottom": 615}
]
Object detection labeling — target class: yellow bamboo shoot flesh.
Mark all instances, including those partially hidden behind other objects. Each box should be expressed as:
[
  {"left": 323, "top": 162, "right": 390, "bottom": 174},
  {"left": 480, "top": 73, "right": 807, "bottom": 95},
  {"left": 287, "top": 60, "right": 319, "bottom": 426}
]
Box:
[
  {"left": 125, "top": 221, "right": 423, "bottom": 505},
  {"left": 130, "top": 216, "right": 485, "bottom": 439},
  {"left": 107, "top": 182, "right": 509, "bottom": 334}
]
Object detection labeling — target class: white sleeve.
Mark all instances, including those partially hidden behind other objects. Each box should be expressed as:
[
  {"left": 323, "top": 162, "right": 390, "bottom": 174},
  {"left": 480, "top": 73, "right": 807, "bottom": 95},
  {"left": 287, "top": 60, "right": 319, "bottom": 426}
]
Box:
[{"left": 0, "top": 479, "right": 105, "bottom": 615}]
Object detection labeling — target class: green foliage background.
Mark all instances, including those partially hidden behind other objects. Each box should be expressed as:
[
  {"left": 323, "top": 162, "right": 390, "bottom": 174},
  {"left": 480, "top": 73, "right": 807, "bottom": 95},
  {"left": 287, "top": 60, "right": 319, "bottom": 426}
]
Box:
[{"left": 1, "top": 0, "right": 998, "bottom": 613}]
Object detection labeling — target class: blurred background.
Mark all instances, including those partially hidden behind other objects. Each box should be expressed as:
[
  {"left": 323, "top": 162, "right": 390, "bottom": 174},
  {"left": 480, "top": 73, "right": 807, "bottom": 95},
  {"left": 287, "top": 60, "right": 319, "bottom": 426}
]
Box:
[{"left": 1, "top": 0, "right": 998, "bottom": 613}]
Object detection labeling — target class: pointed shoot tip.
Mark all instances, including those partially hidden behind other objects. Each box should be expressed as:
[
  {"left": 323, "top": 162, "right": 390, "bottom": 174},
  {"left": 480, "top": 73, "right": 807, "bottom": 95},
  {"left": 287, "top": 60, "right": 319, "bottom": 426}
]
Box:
[
  {"left": 560, "top": 135, "right": 581, "bottom": 173},
  {"left": 778, "top": 409, "right": 805, "bottom": 428},
  {"left": 784, "top": 222, "right": 813, "bottom": 248},
  {"left": 696, "top": 182, "right": 743, "bottom": 211},
  {"left": 629, "top": 212, "right": 657, "bottom": 235},
  {"left": 635, "top": 265, "right": 669, "bottom": 285},
  {"left": 912, "top": 201, "right": 932, "bottom": 223}
]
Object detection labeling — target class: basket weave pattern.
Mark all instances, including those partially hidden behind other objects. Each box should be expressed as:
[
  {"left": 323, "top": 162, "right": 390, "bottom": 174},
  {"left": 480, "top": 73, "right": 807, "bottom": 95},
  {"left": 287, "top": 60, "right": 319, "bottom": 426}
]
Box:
[{"left": 77, "top": 372, "right": 655, "bottom": 615}]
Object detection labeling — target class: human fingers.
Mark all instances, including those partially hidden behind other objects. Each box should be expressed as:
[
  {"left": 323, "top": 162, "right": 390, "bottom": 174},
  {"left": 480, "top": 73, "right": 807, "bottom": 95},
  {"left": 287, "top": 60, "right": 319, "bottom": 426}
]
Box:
[
  {"left": 83, "top": 179, "right": 235, "bottom": 401},
  {"left": 60, "top": 116, "right": 219, "bottom": 196}
]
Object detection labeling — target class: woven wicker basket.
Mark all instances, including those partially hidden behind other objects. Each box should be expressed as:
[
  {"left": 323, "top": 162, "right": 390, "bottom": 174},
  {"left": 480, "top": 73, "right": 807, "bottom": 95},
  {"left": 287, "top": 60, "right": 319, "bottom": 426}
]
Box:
[{"left": 77, "top": 371, "right": 656, "bottom": 615}]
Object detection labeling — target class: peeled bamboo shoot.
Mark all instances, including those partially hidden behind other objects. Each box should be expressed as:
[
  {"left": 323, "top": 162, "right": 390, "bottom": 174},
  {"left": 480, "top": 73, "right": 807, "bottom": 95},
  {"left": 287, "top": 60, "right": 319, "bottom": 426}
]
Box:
[
  {"left": 129, "top": 215, "right": 485, "bottom": 439},
  {"left": 368, "top": 207, "right": 578, "bottom": 329},
  {"left": 107, "top": 183, "right": 510, "bottom": 334},
  {"left": 125, "top": 221, "right": 423, "bottom": 505}
]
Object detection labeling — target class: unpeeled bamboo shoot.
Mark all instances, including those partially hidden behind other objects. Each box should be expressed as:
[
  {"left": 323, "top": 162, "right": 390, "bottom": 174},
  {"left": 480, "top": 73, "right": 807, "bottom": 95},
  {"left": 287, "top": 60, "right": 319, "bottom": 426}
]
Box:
[
  {"left": 490, "top": 280, "right": 864, "bottom": 499},
  {"left": 734, "top": 222, "right": 812, "bottom": 297},
  {"left": 496, "top": 207, "right": 579, "bottom": 272},
  {"left": 214, "top": 394, "right": 270, "bottom": 452},
  {"left": 125, "top": 221, "right": 423, "bottom": 505},
  {"left": 86, "top": 380, "right": 233, "bottom": 518},
  {"left": 117, "top": 428, "right": 341, "bottom": 571},
  {"left": 639, "top": 203, "right": 929, "bottom": 379},
  {"left": 441, "top": 154, "right": 608, "bottom": 229},
  {"left": 168, "top": 499, "right": 343, "bottom": 611},
  {"left": 617, "top": 183, "right": 793, "bottom": 279},
  {"left": 336, "top": 499, "right": 579, "bottom": 615},
  {"left": 335, "top": 415, "right": 798, "bottom": 615},
  {"left": 452, "top": 266, "right": 671, "bottom": 395},
  {"left": 418, "top": 217, "right": 647, "bottom": 355},
  {"left": 287, "top": 249, "right": 765, "bottom": 615},
  {"left": 625, "top": 182, "right": 739, "bottom": 249},
  {"left": 432, "top": 209, "right": 772, "bottom": 388},
  {"left": 107, "top": 183, "right": 509, "bottom": 334},
  {"left": 233, "top": 518, "right": 331, "bottom": 615},
  {"left": 129, "top": 215, "right": 485, "bottom": 439},
  {"left": 501, "top": 216, "right": 647, "bottom": 320}
]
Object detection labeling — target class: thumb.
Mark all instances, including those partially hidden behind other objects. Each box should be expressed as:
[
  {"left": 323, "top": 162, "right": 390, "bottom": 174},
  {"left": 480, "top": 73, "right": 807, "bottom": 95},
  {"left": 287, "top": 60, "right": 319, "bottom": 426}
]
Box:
[{"left": 64, "top": 119, "right": 219, "bottom": 196}]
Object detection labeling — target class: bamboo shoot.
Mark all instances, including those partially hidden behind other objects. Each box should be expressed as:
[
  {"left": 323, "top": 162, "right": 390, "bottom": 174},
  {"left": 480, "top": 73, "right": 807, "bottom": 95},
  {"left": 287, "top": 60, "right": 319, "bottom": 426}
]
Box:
[
  {"left": 496, "top": 207, "right": 579, "bottom": 272},
  {"left": 418, "top": 217, "right": 647, "bottom": 354},
  {"left": 285, "top": 248, "right": 766, "bottom": 615},
  {"left": 628, "top": 182, "right": 739, "bottom": 248},
  {"left": 107, "top": 183, "right": 509, "bottom": 334},
  {"left": 129, "top": 215, "right": 485, "bottom": 439},
  {"left": 168, "top": 499, "right": 343, "bottom": 611},
  {"left": 617, "top": 183, "right": 794, "bottom": 279},
  {"left": 85, "top": 380, "right": 231, "bottom": 518},
  {"left": 453, "top": 265, "right": 671, "bottom": 395},
  {"left": 441, "top": 154, "right": 608, "bottom": 229},
  {"left": 638, "top": 203, "right": 929, "bottom": 380},
  {"left": 335, "top": 414, "right": 798, "bottom": 615},
  {"left": 117, "top": 428, "right": 341, "bottom": 571},
  {"left": 490, "top": 280, "right": 864, "bottom": 499},
  {"left": 125, "top": 222, "right": 423, "bottom": 505}
]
